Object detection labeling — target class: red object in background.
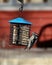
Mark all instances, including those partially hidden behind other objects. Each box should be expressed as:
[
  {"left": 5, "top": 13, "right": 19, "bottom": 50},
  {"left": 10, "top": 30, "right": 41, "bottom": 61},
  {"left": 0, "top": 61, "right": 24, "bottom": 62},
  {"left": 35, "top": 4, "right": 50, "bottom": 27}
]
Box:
[{"left": 0, "top": 11, "right": 52, "bottom": 48}]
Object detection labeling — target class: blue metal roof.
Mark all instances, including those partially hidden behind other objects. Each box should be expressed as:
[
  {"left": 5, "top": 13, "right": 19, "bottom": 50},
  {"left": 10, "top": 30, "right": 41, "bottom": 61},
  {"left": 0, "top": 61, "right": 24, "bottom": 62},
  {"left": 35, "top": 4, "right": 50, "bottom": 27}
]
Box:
[{"left": 9, "top": 17, "right": 32, "bottom": 25}]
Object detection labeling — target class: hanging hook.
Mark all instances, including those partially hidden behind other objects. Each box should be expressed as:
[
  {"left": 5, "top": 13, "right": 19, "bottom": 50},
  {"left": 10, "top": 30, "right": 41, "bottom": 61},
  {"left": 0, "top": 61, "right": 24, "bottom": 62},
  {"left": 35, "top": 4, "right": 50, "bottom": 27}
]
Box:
[
  {"left": 18, "top": 0, "right": 24, "bottom": 17},
  {"left": 18, "top": 0, "right": 23, "bottom": 12},
  {"left": 19, "top": 3, "right": 23, "bottom": 12}
]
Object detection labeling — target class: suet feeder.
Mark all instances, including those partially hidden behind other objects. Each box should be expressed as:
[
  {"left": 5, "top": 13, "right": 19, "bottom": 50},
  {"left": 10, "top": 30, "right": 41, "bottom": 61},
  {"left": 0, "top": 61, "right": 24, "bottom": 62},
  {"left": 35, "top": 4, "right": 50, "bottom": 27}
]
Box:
[{"left": 9, "top": 17, "right": 32, "bottom": 46}]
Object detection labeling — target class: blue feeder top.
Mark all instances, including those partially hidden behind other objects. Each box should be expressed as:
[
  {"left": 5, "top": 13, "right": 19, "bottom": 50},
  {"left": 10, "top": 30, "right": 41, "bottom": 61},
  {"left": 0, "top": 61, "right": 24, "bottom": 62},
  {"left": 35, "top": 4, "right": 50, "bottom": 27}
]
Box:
[{"left": 9, "top": 17, "right": 32, "bottom": 25}]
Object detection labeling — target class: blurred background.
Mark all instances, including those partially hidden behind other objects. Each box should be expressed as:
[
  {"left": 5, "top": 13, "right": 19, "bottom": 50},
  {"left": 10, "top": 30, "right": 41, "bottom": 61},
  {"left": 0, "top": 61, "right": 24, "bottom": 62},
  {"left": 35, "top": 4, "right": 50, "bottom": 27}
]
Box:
[
  {"left": 0, "top": 0, "right": 52, "bottom": 65},
  {"left": 0, "top": 0, "right": 52, "bottom": 48}
]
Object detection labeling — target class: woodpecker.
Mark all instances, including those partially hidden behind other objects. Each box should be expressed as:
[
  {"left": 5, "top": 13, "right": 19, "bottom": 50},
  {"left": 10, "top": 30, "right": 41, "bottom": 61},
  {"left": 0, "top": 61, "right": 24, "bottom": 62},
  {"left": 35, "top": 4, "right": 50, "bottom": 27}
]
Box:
[{"left": 26, "top": 32, "right": 38, "bottom": 49}]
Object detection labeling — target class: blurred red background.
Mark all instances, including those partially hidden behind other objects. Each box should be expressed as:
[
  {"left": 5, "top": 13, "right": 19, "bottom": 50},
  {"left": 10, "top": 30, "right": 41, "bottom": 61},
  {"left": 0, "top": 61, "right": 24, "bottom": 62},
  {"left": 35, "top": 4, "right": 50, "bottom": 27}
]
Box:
[{"left": 0, "top": 11, "right": 52, "bottom": 48}]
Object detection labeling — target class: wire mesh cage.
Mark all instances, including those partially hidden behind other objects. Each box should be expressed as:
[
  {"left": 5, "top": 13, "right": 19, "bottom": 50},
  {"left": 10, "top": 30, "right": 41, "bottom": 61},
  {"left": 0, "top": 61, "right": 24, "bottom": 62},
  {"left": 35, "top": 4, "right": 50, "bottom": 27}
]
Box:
[
  {"left": 18, "top": 24, "right": 30, "bottom": 45},
  {"left": 9, "top": 24, "right": 18, "bottom": 45},
  {"left": 9, "top": 17, "right": 32, "bottom": 46}
]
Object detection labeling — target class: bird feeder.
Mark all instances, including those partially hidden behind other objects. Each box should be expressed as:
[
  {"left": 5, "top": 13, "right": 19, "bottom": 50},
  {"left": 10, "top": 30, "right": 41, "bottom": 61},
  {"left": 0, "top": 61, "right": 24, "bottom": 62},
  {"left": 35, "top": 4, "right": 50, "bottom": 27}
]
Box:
[{"left": 9, "top": 17, "right": 32, "bottom": 46}]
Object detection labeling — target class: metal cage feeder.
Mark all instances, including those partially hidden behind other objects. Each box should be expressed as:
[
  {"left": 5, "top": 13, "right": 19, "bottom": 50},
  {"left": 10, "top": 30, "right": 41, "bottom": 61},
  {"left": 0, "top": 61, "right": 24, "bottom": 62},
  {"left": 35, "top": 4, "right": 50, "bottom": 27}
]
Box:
[{"left": 9, "top": 17, "right": 32, "bottom": 46}]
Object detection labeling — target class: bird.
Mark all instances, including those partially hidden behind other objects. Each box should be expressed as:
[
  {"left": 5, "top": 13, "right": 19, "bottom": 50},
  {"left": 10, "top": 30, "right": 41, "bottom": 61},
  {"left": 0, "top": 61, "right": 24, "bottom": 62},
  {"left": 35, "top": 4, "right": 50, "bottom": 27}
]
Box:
[{"left": 25, "top": 32, "right": 38, "bottom": 50}]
